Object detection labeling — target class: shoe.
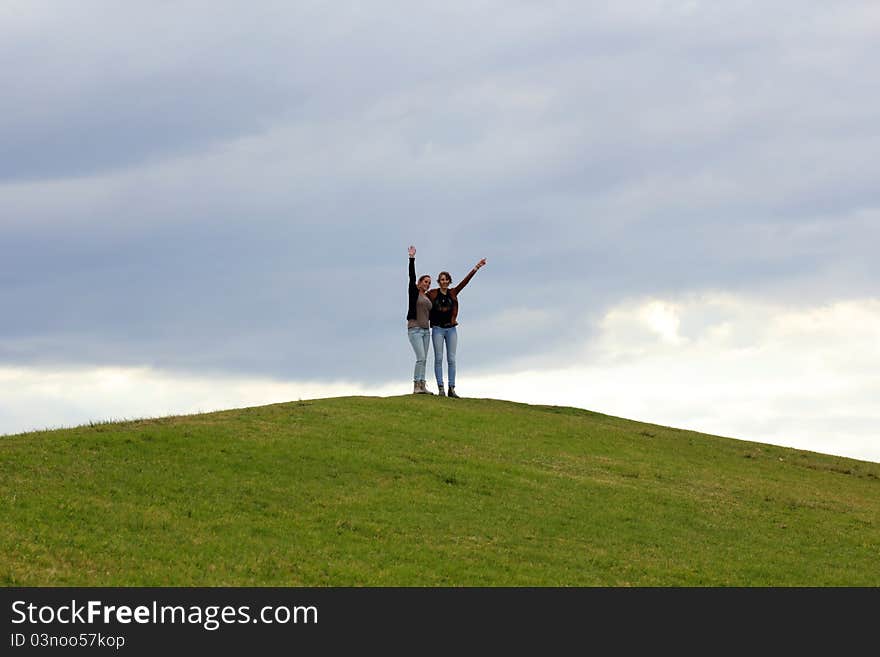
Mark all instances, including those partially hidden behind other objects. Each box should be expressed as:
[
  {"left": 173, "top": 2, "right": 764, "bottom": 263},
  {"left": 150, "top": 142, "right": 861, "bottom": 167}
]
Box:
[
  {"left": 437, "top": 384, "right": 446, "bottom": 397},
  {"left": 418, "top": 380, "right": 434, "bottom": 395},
  {"left": 447, "top": 386, "right": 460, "bottom": 399},
  {"left": 413, "top": 381, "right": 421, "bottom": 395}
]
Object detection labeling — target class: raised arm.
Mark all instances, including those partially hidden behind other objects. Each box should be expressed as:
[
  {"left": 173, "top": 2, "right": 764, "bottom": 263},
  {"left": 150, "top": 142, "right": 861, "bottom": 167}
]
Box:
[
  {"left": 408, "top": 245, "right": 417, "bottom": 289},
  {"left": 453, "top": 257, "right": 486, "bottom": 294}
]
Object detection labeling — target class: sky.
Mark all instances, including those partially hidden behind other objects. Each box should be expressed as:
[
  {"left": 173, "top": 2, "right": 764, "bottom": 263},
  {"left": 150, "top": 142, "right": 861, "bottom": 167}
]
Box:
[{"left": 2, "top": 1, "right": 878, "bottom": 462}]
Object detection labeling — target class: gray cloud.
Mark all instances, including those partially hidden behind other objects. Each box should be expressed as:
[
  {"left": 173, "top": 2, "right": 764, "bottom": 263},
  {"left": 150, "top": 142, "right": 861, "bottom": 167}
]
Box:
[{"left": 2, "top": 1, "right": 879, "bottom": 387}]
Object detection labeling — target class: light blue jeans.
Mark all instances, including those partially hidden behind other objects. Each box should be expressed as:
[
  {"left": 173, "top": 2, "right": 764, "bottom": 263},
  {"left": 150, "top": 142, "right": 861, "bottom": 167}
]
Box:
[
  {"left": 432, "top": 326, "right": 457, "bottom": 388},
  {"left": 407, "top": 327, "right": 431, "bottom": 381}
]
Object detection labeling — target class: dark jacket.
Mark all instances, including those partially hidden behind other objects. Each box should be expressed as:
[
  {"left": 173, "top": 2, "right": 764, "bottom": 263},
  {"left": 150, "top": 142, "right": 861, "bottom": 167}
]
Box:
[{"left": 406, "top": 257, "right": 420, "bottom": 321}]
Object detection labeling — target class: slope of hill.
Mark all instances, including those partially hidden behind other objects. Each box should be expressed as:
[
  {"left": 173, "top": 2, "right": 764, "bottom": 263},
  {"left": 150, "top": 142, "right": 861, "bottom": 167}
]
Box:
[{"left": 1, "top": 396, "right": 877, "bottom": 586}]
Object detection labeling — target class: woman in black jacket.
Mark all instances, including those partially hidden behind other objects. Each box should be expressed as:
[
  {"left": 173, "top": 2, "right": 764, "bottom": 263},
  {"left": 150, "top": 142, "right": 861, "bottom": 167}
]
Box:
[{"left": 406, "top": 245, "right": 434, "bottom": 394}]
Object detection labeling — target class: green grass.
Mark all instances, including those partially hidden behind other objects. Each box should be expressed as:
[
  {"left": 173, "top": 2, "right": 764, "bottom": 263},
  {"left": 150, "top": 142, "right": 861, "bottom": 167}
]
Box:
[{"left": 1, "top": 396, "right": 878, "bottom": 586}]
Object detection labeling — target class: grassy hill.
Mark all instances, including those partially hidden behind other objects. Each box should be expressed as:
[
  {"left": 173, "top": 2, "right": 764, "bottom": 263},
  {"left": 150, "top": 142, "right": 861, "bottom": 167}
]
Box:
[{"left": 1, "top": 396, "right": 878, "bottom": 586}]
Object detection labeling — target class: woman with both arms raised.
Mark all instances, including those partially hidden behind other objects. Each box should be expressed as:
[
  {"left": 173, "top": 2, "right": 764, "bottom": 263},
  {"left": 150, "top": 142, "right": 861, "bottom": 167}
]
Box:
[{"left": 427, "top": 255, "right": 487, "bottom": 398}]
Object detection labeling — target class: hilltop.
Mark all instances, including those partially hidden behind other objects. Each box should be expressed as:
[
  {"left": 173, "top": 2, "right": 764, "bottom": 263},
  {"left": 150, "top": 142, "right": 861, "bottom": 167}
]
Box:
[{"left": 1, "top": 396, "right": 878, "bottom": 586}]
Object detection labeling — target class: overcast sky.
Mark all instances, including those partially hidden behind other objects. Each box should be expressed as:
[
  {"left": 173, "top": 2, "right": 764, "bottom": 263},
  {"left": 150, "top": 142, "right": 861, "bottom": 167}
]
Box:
[{"left": 2, "top": 1, "right": 878, "bottom": 462}]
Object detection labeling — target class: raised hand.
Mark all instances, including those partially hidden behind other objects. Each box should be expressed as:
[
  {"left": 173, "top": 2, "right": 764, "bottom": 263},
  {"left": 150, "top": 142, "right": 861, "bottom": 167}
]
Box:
[
  {"left": 408, "top": 245, "right": 416, "bottom": 258},
  {"left": 475, "top": 258, "right": 487, "bottom": 269}
]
